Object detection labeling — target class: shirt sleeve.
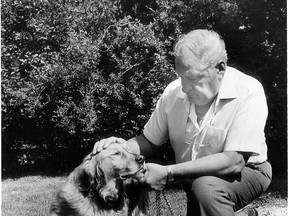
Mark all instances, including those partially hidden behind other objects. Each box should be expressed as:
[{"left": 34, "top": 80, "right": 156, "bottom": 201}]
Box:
[
  {"left": 224, "top": 83, "right": 268, "bottom": 155},
  {"left": 143, "top": 91, "right": 169, "bottom": 145}
]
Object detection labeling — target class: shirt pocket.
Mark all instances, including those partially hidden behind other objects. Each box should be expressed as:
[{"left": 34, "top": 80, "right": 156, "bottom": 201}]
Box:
[{"left": 193, "top": 126, "right": 227, "bottom": 159}]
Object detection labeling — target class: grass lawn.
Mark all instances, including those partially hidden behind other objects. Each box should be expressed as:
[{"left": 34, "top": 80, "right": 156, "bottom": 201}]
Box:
[{"left": 2, "top": 175, "right": 287, "bottom": 216}]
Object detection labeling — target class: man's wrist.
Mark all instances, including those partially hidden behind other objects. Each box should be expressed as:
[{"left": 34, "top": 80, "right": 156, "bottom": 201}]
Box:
[{"left": 166, "top": 166, "right": 174, "bottom": 183}]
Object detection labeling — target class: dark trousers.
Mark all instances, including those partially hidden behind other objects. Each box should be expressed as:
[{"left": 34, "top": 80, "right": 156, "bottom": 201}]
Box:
[{"left": 184, "top": 161, "right": 272, "bottom": 216}]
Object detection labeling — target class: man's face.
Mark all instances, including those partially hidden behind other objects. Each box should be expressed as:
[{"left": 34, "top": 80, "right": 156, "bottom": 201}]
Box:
[{"left": 175, "top": 47, "right": 223, "bottom": 106}]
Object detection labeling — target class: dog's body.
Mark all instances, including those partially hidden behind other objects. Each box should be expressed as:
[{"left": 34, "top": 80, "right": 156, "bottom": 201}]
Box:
[{"left": 50, "top": 143, "right": 149, "bottom": 216}]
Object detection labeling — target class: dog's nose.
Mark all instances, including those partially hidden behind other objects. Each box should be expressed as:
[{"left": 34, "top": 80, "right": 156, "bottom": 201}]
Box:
[{"left": 135, "top": 155, "right": 145, "bottom": 164}]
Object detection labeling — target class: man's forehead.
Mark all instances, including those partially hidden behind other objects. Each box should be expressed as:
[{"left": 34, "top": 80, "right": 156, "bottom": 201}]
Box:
[
  {"left": 175, "top": 55, "right": 202, "bottom": 71},
  {"left": 175, "top": 59, "right": 204, "bottom": 78}
]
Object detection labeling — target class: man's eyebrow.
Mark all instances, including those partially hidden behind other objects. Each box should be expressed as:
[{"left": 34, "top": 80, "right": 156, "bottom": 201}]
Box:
[{"left": 187, "top": 71, "right": 203, "bottom": 79}]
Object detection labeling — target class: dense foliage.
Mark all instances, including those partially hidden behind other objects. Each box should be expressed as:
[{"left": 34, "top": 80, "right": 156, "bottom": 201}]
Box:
[{"left": 2, "top": 0, "right": 286, "bottom": 176}]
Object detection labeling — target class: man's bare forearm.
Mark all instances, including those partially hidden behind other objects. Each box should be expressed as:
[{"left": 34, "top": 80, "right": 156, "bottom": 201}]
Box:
[{"left": 168, "top": 151, "right": 246, "bottom": 180}]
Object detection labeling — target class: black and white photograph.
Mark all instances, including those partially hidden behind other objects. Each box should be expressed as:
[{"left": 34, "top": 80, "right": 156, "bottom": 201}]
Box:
[{"left": 1, "top": 0, "right": 287, "bottom": 215}]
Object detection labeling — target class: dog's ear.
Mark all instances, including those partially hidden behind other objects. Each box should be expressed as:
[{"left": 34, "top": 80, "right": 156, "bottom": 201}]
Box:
[
  {"left": 75, "top": 166, "right": 93, "bottom": 193},
  {"left": 95, "top": 162, "right": 106, "bottom": 189}
]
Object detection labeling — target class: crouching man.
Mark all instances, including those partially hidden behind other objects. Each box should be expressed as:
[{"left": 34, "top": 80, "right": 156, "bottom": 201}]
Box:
[{"left": 94, "top": 29, "right": 272, "bottom": 216}]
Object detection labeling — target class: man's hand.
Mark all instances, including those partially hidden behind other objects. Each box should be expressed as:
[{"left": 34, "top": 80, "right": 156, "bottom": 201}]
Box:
[
  {"left": 145, "top": 163, "right": 168, "bottom": 191},
  {"left": 92, "top": 136, "right": 127, "bottom": 154}
]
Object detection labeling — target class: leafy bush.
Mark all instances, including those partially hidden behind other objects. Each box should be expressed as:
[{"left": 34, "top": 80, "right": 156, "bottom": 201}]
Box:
[
  {"left": 2, "top": 0, "right": 286, "bottom": 176},
  {"left": 1, "top": 0, "right": 176, "bottom": 174}
]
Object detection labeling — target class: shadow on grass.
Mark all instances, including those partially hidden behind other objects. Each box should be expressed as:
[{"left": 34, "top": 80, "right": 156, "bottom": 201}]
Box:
[{"left": 266, "top": 175, "right": 287, "bottom": 198}]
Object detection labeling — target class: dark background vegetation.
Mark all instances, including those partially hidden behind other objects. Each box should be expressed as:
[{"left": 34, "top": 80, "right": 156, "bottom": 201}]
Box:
[{"left": 2, "top": 0, "right": 286, "bottom": 178}]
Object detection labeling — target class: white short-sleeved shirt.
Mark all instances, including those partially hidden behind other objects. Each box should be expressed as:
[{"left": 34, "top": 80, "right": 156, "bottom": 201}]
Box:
[{"left": 143, "top": 66, "right": 268, "bottom": 163}]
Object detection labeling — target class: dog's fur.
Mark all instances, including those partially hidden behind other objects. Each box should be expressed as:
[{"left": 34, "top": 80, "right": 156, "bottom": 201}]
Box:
[{"left": 50, "top": 143, "right": 149, "bottom": 216}]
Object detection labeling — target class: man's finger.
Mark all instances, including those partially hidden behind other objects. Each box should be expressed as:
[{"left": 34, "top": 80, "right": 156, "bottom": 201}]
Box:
[
  {"left": 92, "top": 140, "right": 104, "bottom": 154},
  {"left": 93, "top": 136, "right": 126, "bottom": 154},
  {"left": 102, "top": 137, "right": 119, "bottom": 149},
  {"left": 92, "top": 136, "right": 126, "bottom": 154},
  {"left": 116, "top": 137, "right": 126, "bottom": 143},
  {"left": 92, "top": 137, "right": 112, "bottom": 154}
]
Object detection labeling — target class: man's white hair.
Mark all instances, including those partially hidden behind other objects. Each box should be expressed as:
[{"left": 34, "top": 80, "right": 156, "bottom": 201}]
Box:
[{"left": 174, "top": 29, "right": 228, "bottom": 70}]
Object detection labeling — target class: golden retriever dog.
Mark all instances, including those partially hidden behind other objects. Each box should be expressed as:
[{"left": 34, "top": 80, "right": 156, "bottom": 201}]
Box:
[{"left": 50, "top": 143, "right": 149, "bottom": 216}]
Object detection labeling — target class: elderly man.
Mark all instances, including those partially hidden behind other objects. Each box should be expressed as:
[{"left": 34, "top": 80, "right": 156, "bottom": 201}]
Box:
[{"left": 94, "top": 29, "right": 272, "bottom": 216}]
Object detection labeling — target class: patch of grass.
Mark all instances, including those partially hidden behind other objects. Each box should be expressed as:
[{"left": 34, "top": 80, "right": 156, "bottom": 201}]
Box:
[
  {"left": 2, "top": 175, "right": 287, "bottom": 216},
  {"left": 2, "top": 176, "right": 66, "bottom": 216},
  {"left": 249, "top": 177, "right": 288, "bottom": 216}
]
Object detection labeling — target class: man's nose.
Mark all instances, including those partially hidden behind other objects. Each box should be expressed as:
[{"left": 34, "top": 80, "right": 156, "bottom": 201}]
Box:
[
  {"left": 181, "top": 78, "right": 192, "bottom": 93},
  {"left": 135, "top": 155, "right": 145, "bottom": 164}
]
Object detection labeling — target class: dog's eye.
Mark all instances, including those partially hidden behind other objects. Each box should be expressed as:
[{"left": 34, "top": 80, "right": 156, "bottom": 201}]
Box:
[{"left": 113, "top": 151, "right": 121, "bottom": 156}]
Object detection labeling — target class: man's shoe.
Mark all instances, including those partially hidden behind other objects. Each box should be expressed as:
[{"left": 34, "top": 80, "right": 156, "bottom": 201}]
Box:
[{"left": 236, "top": 207, "right": 259, "bottom": 216}]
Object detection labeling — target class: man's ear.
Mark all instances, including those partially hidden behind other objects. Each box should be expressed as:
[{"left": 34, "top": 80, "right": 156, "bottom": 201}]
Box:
[{"left": 216, "top": 62, "right": 226, "bottom": 76}]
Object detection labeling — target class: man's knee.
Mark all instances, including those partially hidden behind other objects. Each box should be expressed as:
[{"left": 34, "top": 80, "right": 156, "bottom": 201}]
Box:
[
  {"left": 187, "top": 176, "right": 232, "bottom": 205},
  {"left": 185, "top": 176, "right": 235, "bottom": 216}
]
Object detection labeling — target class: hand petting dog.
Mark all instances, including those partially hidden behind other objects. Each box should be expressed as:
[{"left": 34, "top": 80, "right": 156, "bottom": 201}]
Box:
[
  {"left": 93, "top": 137, "right": 169, "bottom": 191},
  {"left": 93, "top": 137, "right": 127, "bottom": 154}
]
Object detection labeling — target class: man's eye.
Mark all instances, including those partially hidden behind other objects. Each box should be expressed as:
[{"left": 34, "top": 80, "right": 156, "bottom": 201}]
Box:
[{"left": 188, "top": 77, "right": 198, "bottom": 82}]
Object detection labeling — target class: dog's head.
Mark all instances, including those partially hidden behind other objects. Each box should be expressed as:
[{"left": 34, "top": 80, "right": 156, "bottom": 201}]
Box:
[{"left": 74, "top": 143, "right": 146, "bottom": 209}]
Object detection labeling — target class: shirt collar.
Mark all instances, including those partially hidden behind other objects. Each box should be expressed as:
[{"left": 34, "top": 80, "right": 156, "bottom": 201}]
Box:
[
  {"left": 177, "top": 84, "right": 185, "bottom": 100},
  {"left": 176, "top": 85, "right": 190, "bottom": 114},
  {"left": 217, "top": 66, "right": 238, "bottom": 100}
]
